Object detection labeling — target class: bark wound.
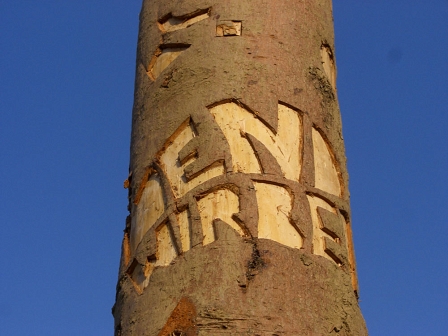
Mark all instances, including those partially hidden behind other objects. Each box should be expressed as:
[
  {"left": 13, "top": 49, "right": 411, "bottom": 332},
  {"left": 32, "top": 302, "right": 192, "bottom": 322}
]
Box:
[
  {"left": 158, "top": 297, "right": 197, "bottom": 336},
  {"left": 308, "top": 67, "right": 335, "bottom": 104},
  {"left": 321, "top": 44, "right": 336, "bottom": 90},
  {"left": 246, "top": 240, "right": 265, "bottom": 282}
]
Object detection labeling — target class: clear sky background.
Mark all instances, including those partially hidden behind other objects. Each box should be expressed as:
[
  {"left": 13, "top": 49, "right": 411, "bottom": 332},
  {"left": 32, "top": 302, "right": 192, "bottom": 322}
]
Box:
[{"left": 1, "top": 1, "right": 447, "bottom": 335}]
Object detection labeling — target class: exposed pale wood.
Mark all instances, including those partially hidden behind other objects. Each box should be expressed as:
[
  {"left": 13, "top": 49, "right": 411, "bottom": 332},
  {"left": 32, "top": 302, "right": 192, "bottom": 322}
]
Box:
[
  {"left": 312, "top": 128, "right": 341, "bottom": 196},
  {"left": 150, "top": 47, "right": 189, "bottom": 79},
  {"left": 156, "top": 224, "right": 178, "bottom": 266},
  {"left": 159, "top": 121, "right": 224, "bottom": 198},
  {"left": 177, "top": 210, "right": 191, "bottom": 252},
  {"left": 130, "top": 175, "right": 165, "bottom": 253},
  {"left": 197, "top": 189, "right": 244, "bottom": 245},
  {"left": 345, "top": 220, "right": 359, "bottom": 295},
  {"left": 129, "top": 223, "right": 177, "bottom": 292},
  {"left": 211, "top": 103, "right": 260, "bottom": 174},
  {"left": 129, "top": 261, "right": 153, "bottom": 294},
  {"left": 306, "top": 195, "right": 346, "bottom": 265},
  {"left": 211, "top": 102, "right": 302, "bottom": 180},
  {"left": 122, "top": 232, "right": 131, "bottom": 269},
  {"left": 216, "top": 21, "right": 242, "bottom": 36},
  {"left": 254, "top": 182, "right": 302, "bottom": 249},
  {"left": 277, "top": 104, "right": 302, "bottom": 180},
  {"left": 320, "top": 45, "right": 336, "bottom": 89},
  {"left": 160, "top": 12, "right": 210, "bottom": 33}
]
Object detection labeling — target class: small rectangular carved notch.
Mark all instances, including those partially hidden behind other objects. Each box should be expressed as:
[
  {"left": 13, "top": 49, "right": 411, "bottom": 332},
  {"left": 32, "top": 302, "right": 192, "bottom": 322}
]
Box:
[{"left": 216, "top": 21, "right": 242, "bottom": 36}]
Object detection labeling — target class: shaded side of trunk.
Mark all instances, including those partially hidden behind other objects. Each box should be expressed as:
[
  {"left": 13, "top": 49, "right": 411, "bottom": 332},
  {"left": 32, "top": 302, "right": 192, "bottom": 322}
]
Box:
[{"left": 114, "top": 0, "right": 368, "bottom": 334}]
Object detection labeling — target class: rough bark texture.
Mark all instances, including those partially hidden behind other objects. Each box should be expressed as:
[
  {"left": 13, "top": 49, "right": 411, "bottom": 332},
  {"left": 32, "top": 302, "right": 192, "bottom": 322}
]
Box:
[{"left": 114, "top": 0, "right": 368, "bottom": 334}]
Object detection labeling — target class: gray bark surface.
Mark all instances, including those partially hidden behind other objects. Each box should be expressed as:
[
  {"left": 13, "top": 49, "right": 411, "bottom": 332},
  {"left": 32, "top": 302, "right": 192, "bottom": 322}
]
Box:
[{"left": 114, "top": 1, "right": 368, "bottom": 334}]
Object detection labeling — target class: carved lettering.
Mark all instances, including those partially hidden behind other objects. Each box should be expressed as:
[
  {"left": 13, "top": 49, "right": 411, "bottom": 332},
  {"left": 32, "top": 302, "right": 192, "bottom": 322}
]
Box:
[
  {"left": 159, "top": 9, "right": 210, "bottom": 33},
  {"left": 307, "top": 195, "right": 348, "bottom": 265},
  {"left": 210, "top": 102, "right": 302, "bottom": 181},
  {"left": 128, "top": 259, "right": 153, "bottom": 294},
  {"left": 159, "top": 118, "right": 225, "bottom": 198},
  {"left": 254, "top": 182, "right": 302, "bottom": 249},
  {"left": 148, "top": 45, "right": 190, "bottom": 80},
  {"left": 127, "top": 99, "right": 353, "bottom": 292},
  {"left": 312, "top": 128, "right": 341, "bottom": 196},
  {"left": 155, "top": 223, "right": 178, "bottom": 266},
  {"left": 130, "top": 174, "right": 165, "bottom": 253},
  {"left": 197, "top": 189, "right": 245, "bottom": 245},
  {"left": 177, "top": 209, "right": 191, "bottom": 253},
  {"left": 128, "top": 223, "right": 177, "bottom": 293}
]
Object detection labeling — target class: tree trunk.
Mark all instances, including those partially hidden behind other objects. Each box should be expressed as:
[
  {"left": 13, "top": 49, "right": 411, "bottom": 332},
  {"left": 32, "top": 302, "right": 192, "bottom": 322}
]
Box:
[{"left": 113, "top": 0, "right": 368, "bottom": 335}]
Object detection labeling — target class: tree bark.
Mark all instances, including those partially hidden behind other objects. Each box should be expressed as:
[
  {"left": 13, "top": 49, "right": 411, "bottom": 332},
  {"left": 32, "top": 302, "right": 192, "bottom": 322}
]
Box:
[{"left": 113, "top": 0, "right": 368, "bottom": 335}]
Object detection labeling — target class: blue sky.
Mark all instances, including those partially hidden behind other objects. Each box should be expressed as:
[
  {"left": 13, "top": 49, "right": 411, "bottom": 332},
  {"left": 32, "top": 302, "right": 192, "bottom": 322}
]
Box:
[{"left": 1, "top": 1, "right": 447, "bottom": 335}]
